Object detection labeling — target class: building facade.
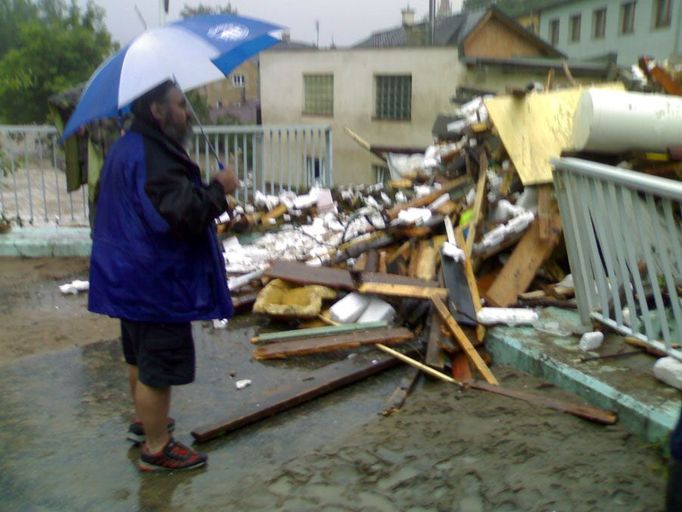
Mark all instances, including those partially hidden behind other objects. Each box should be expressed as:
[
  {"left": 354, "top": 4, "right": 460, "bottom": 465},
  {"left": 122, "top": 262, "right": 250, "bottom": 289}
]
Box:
[{"left": 535, "top": 0, "right": 681, "bottom": 65}]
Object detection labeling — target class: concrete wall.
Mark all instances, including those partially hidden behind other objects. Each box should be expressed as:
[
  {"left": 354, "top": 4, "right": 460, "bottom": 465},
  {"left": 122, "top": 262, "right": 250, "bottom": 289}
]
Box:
[
  {"left": 537, "top": 0, "right": 682, "bottom": 65},
  {"left": 260, "top": 47, "right": 463, "bottom": 185}
]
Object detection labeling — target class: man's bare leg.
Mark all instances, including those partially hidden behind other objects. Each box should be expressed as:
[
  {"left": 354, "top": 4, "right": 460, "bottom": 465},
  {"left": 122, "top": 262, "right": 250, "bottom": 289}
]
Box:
[
  {"left": 127, "top": 364, "right": 138, "bottom": 418},
  {"left": 136, "top": 381, "right": 171, "bottom": 453}
]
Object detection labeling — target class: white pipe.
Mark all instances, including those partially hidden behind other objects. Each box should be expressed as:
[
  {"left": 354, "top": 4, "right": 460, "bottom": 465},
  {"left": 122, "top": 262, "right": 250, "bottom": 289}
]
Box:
[{"left": 572, "top": 89, "right": 682, "bottom": 153}]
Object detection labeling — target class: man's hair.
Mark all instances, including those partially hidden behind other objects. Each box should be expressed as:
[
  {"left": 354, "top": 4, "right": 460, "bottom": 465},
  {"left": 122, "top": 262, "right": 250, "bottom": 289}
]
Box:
[{"left": 131, "top": 80, "right": 176, "bottom": 125}]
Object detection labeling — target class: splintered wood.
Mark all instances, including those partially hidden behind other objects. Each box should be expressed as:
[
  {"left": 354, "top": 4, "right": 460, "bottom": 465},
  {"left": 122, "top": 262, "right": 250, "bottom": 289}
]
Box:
[{"left": 253, "top": 327, "right": 414, "bottom": 360}]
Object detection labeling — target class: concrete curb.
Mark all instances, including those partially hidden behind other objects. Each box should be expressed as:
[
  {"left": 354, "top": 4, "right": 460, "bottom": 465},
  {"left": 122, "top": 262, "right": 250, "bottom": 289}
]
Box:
[
  {"left": 487, "top": 327, "right": 679, "bottom": 444},
  {"left": 0, "top": 227, "right": 91, "bottom": 257}
]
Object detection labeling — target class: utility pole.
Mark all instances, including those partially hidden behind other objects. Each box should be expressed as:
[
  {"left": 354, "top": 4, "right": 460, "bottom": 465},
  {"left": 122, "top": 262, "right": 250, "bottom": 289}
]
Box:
[{"left": 315, "top": 19, "right": 320, "bottom": 47}]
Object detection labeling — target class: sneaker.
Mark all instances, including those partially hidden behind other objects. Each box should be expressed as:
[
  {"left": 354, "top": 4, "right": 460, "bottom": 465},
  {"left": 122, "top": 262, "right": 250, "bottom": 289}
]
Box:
[
  {"left": 127, "top": 418, "right": 175, "bottom": 444},
  {"left": 139, "top": 438, "right": 207, "bottom": 472}
]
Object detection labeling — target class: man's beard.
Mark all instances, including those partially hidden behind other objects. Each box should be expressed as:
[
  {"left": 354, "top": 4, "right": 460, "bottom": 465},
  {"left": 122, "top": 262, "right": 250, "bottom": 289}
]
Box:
[{"left": 162, "top": 117, "right": 191, "bottom": 148}]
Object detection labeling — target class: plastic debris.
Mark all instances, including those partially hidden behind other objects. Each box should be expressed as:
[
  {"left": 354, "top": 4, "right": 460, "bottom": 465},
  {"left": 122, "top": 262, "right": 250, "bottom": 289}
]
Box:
[
  {"left": 58, "top": 280, "right": 89, "bottom": 295},
  {"left": 477, "top": 307, "right": 539, "bottom": 326},
  {"left": 235, "top": 379, "right": 252, "bottom": 390},
  {"left": 579, "top": 331, "right": 604, "bottom": 351}
]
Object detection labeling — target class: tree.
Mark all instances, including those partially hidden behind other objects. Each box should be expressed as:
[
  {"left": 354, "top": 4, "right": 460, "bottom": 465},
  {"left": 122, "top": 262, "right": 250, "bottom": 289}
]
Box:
[
  {"left": 0, "top": 0, "right": 117, "bottom": 123},
  {"left": 0, "top": 0, "right": 38, "bottom": 58},
  {"left": 179, "top": 2, "right": 237, "bottom": 19}
]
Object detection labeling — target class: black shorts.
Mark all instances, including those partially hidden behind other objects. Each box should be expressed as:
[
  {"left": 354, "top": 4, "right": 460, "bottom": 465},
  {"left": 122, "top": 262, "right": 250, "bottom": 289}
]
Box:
[{"left": 120, "top": 320, "right": 195, "bottom": 388}]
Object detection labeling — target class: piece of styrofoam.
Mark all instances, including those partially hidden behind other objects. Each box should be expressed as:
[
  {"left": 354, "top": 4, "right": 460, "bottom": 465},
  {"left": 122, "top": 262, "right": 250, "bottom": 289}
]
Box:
[
  {"left": 357, "top": 297, "right": 395, "bottom": 324},
  {"left": 579, "top": 331, "right": 604, "bottom": 351},
  {"left": 653, "top": 357, "right": 682, "bottom": 390},
  {"left": 477, "top": 307, "right": 538, "bottom": 326},
  {"left": 329, "top": 293, "right": 371, "bottom": 324}
]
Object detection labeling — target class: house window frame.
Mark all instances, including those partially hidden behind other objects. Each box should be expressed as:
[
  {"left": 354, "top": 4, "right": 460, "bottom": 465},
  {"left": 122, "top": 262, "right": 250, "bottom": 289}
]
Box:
[
  {"left": 593, "top": 7, "right": 607, "bottom": 39},
  {"left": 569, "top": 13, "right": 582, "bottom": 42},
  {"left": 232, "top": 74, "right": 245, "bottom": 88},
  {"left": 549, "top": 18, "right": 560, "bottom": 46},
  {"left": 654, "top": 0, "right": 672, "bottom": 28},
  {"left": 303, "top": 73, "right": 334, "bottom": 117},
  {"left": 620, "top": 1, "right": 637, "bottom": 34},
  {"left": 374, "top": 74, "right": 412, "bottom": 121}
]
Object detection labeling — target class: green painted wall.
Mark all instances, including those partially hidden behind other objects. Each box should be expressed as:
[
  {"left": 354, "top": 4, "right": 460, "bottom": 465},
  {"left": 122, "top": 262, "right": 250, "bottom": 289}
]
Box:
[{"left": 537, "top": 0, "right": 682, "bottom": 65}]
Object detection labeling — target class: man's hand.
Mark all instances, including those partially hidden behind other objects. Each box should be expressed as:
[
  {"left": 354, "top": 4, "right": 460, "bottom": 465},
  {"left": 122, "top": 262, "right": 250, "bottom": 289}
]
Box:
[{"left": 213, "top": 167, "right": 239, "bottom": 195}]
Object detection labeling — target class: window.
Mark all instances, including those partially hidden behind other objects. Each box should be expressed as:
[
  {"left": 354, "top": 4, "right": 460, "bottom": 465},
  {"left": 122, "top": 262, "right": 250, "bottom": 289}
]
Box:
[
  {"left": 654, "top": 0, "right": 672, "bottom": 28},
  {"left": 375, "top": 75, "right": 412, "bottom": 121},
  {"left": 232, "top": 74, "right": 245, "bottom": 87},
  {"left": 303, "top": 74, "right": 333, "bottom": 116},
  {"left": 620, "top": 1, "right": 636, "bottom": 34},
  {"left": 570, "top": 14, "right": 581, "bottom": 42},
  {"left": 549, "top": 19, "right": 560, "bottom": 45},
  {"left": 593, "top": 8, "right": 607, "bottom": 38}
]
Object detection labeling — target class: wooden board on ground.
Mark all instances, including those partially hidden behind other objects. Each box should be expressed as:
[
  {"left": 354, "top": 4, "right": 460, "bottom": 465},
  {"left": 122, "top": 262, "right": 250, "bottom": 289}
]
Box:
[
  {"left": 253, "top": 327, "right": 414, "bottom": 360},
  {"left": 265, "top": 260, "right": 357, "bottom": 291},
  {"left": 485, "top": 217, "right": 562, "bottom": 308},
  {"left": 252, "top": 321, "right": 389, "bottom": 343},
  {"left": 192, "top": 352, "right": 407, "bottom": 443},
  {"left": 431, "top": 295, "right": 498, "bottom": 385},
  {"left": 470, "top": 381, "right": 617, "bottom": 425},
  {"left": 382, "top": 367, "right": 421, "bottom": 416}
]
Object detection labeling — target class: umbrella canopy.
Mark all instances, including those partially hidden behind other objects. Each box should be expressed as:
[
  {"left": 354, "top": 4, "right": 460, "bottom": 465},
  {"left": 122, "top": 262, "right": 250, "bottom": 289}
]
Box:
[{"left": 63, "top": 14, "right": 282, "bottom": 139}]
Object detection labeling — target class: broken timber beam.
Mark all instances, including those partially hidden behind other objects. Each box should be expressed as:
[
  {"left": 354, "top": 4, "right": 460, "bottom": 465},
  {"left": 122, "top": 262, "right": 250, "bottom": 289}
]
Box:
[
  {"left": 382, "top": 367, "right": 421, "bottom": 416},
  {"left": 358, "top": 282, "right": 447, "bottom": 300},
  {"left": 485, "top": 217, "right": 562, "bottom": 307},
  {"left": 191, "top": 352, "right": 409, "bottom": 443},
  {"left": 253, "top": 327, "right": 414, "bottom": 360},
  {"left": 386, "top": 176, "right": 469, "bottom": 220},
  {"left": 470, "top": 381, "right": 617, "bottom": 425},
  {"left": 431, "top": 295, "right": 499, "bottom": 385},
  {"left": 251, "top": 321, "right": 389, "bottom": 343}
]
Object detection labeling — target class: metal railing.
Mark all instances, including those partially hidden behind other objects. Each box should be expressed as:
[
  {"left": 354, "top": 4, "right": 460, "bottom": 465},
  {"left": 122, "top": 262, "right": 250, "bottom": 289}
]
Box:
[
  {"left": 0, "top": 124, "right": 333, "bottom": 227},
  {"left": 553, "top": 157, "right": 682, "bottom": 360}
]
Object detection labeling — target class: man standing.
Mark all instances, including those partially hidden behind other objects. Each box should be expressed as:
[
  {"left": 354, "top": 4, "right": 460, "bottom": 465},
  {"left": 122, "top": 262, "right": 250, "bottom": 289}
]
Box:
[{"left": 88, "top": 80, "right": 238, "bottom": 472}]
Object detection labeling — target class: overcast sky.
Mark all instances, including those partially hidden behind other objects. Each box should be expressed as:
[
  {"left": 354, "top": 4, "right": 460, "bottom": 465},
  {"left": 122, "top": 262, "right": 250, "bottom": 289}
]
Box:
[{"left": 92, "top": 0, "right": 464, "bottom": 48}]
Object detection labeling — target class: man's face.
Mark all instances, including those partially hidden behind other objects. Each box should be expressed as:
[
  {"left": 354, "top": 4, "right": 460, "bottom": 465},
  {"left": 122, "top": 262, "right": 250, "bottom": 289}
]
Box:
[{"left": 155, "top": 87, "right": 192, "bottom": 146}]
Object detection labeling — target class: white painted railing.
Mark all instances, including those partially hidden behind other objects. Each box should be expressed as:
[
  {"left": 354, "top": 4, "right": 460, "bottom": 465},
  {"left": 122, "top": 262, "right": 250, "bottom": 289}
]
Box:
[
  {"left": 0, "top": 124, "right": 333, "bottom": 227},
  {"left": 553, "top": 157, "right": 682, "bottom": 360}
]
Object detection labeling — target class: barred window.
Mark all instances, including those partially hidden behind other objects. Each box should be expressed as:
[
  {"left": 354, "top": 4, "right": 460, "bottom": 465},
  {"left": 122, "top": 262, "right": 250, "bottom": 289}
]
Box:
[
  {"left": 570, "top": 14, "right": 581, "bottom": 42},
  {"left": 654, "top": 0, "right": 672, "bottom": 28},
  {"left": 232, "top": 74, "right": 245, "bottom": 87},
  {"left": 549, "top": 19, "right": 560, "bottom": 45},
  {"left": 593, "top": 8, "right": 607, "bottom": 38},
  {"left": 375, "top": 75, "right": 412, "bottom": 121},
  {"left": 620, "top": 1, "right": 636, "bottom": 34},
  {"left": 303, "top": 74, "right": 333, "bottom": 116}
]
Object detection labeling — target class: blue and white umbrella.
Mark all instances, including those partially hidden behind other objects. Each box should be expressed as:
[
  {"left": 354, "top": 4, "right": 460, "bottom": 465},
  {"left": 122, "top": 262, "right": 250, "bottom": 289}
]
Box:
[{"left": 63, "top": 14, "right": 282, "bottom": 139}]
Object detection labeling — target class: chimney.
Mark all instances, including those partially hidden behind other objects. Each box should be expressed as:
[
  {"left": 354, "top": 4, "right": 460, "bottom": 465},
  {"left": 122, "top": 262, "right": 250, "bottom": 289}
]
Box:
[{"left": 401, "top": 7, "right": 415, "bottom": 27}]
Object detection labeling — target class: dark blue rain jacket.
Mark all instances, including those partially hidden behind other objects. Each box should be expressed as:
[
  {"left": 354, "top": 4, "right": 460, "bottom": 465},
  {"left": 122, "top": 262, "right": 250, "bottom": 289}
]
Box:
[{"left": 88, "top": 120, "right": 233, "bottom": 322}]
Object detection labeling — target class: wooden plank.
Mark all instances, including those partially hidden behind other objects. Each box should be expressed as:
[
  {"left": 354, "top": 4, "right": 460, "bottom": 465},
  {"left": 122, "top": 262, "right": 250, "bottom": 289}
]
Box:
[
  {"left": 485, "top": 217, "right": 562, "bottom": 307},
  {"left": 265, "top": 260, "right": 357, "bottom": 291},
  {"left": 253, "top": 327, "right": 414, "bottom": 360},
  {"left": 431, "top": 295, "right": 499, "bottom": 385},
  {"left": 361, "top": 272, "right": 441, "bottom": 288},
  {"left": 252, "top": 321, "right": 389, "bottom": 343},
  {"left": 451, "top": 352, "right": 474, "bottom": 383},
  {"left": 470, "top": 381, "right": 617, "bottom": 425},
  {"left": 537, "top": 184, "right": 552, "bottom": 241},
  {"left": 415, "top": 240, "right": 437, "bottom": 281},
  {"left": 425, "top": 303, "right": 446, "bottom": 369},
  {"left": 365, "top": 250, "right": 380, "bottom": 273},
  {"left": 382, "top": 367, "right": 421, "bottom": 416},
  {"left": 386, "top": 241, "right": 411, "bottom": 265},
  {"left": 192, "top": 352, "right": 406, "bottom": 443},
  {"left": 465, "top": 151, "right": 488, "bottom": 258},
  {"left": 378, "top": 251, "right": 387, "bottom": 273},
  {"left": 358, "top": 282, "right": 447, "bottom": 300},
  {"left": 455, "top": 227, "right": 485, "bottom": 342},
  {"left": 440, "top": 250, "right": 477, "bottom": 326},
  {"left": 261, "top": 203, "right": 287, "bottom": 223}
]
